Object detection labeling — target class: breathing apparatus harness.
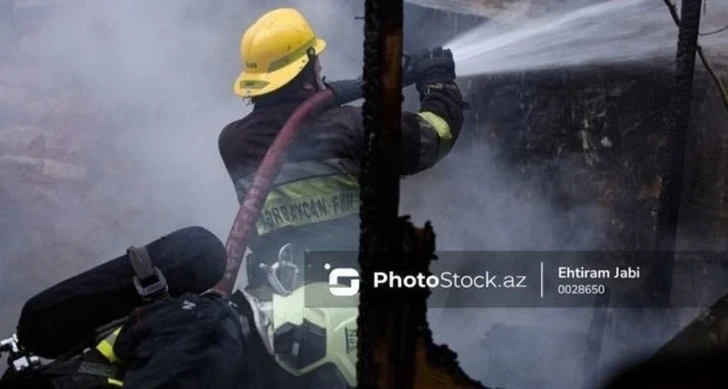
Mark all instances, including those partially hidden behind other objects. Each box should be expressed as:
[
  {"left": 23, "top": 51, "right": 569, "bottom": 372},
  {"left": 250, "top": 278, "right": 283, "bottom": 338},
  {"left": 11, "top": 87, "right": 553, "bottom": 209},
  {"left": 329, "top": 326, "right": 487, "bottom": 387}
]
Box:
[{"left": 0, "top": 246, "right": 170, "bottom": 387}]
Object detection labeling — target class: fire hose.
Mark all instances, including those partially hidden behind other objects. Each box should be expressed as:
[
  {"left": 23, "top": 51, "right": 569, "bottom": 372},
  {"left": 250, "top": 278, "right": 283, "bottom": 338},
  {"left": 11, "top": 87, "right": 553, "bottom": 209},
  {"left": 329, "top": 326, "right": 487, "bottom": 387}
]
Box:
[
  {"left": 209, "top": 54, "right": 419, "bottom": 299},
  {"left": 209, "top": 89, "right": 338, "bottom": 298}
]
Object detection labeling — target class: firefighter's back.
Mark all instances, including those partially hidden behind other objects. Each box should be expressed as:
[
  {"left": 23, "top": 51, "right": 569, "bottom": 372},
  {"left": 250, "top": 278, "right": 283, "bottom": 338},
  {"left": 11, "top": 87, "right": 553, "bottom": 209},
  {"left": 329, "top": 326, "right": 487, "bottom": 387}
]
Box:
[{"left": 219, "top": 100, "right": 365, "bottom": 294}]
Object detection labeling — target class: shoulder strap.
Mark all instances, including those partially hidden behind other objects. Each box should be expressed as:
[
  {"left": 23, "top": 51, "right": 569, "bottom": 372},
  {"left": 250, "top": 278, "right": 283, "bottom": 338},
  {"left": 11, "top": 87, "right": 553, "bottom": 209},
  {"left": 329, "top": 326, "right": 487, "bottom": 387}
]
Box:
[
  {"left": 41, "top": 355, "right": 124, "bottom": 384},
  {"left": 127, "top": 246, "right": 170, "bottom": 302},
  {"left": 229, "top": 291, "right": 268, "bottom": 389}
]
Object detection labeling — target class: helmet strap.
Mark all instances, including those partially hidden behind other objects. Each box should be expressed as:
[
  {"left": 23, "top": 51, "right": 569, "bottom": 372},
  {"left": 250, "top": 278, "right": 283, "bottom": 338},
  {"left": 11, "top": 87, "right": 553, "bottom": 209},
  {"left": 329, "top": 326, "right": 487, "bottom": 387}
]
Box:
[{"left": 305, "top": 47, "right": 323, "bottom": 92}]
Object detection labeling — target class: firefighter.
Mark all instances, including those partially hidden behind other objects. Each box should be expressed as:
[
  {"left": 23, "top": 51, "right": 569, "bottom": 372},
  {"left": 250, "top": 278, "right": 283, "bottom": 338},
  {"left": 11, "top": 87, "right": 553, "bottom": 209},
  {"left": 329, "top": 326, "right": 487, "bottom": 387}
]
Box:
[{"left": 219, "top": 7, "right": 467, "bottom": 300}]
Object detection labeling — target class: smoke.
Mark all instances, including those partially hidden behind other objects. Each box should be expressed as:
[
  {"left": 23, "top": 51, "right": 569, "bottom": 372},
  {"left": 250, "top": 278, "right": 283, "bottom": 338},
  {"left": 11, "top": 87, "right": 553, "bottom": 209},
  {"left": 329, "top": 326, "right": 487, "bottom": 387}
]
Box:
[
  {"left": 401, "top": 117, "right": 618, "bottom": 388},
  {"left": 446, "top": 0, "right": 728, "bottom": 78},
  {"left": 0, "top": 0, "right": 363, "bottom": 350},
  {"left": 0, "top": 0, "right": 722, "bottom": 387},
  {"left": 12, "top": 0, "right": 364, "bottom": 241},
  {"left": 403, "top": 120, "right": 701, "bottom": 387},
  {"left": 399, "top": 1, "right": 728, "bottom": 387}
]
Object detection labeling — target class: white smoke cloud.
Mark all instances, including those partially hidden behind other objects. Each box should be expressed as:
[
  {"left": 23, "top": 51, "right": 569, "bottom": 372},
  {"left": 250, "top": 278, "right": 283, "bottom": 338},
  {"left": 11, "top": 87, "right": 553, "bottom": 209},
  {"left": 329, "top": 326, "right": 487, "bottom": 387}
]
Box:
[
  {"left": 0, "top": 0, "right": 364, "bottom": 356},
  {"left": 2, "top": 0, "right": 723, "bottom": 386}
]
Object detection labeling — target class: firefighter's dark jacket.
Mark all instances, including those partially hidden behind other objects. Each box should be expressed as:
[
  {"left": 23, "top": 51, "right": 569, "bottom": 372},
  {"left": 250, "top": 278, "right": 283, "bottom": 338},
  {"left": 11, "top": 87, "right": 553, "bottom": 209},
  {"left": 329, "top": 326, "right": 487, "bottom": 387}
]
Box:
[{"left": 219, "top": 81, "right": 465, "bottom": 264}]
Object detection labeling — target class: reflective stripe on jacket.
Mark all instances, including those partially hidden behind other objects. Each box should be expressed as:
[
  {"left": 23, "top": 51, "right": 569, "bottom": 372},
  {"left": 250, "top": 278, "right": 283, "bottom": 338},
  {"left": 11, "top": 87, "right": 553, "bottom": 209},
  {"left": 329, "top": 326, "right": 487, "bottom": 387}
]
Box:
[
  {"left": 218, "top": 82, "right": 464, "bottom": 242},
  {"left": 233, "top": 158, "right": 360, "bottom": 235}
]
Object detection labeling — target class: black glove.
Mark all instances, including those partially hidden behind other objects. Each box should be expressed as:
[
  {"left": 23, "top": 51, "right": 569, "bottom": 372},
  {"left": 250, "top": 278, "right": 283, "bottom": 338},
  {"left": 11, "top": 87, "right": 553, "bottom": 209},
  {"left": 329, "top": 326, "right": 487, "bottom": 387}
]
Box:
[
  {"left": 408, "top": 46, "right": 456, "bottom": 92},
  {"left": 323, "top": 77, "right": 363, "bottom": 105}
]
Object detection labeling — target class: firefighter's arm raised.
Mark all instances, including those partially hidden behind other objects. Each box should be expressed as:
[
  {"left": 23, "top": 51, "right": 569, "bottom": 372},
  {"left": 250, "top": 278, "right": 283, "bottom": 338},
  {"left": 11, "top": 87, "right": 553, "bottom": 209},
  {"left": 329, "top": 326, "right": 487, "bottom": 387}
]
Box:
[
  {"left": 400, "top": 47, "right": 466, "bottom": 175},
  {"left": 327, "top": 46, "right": 465, "bottom": 174}
]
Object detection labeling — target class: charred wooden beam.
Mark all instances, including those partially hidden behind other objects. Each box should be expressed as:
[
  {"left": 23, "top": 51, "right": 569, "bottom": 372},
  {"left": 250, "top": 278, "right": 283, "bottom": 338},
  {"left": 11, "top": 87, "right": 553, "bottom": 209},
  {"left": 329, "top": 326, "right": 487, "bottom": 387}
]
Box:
[
  {"left": 357, "top": 0, "right": 486, "bottom": 387},
  {"left": 648, "top": 0, "right": 704, "bottom": 347},
  {"left": 653, "top": 0, "right": 704, "bottom": 299},
  {"left": 357, "top": 0, "right": 406, "bottom": 386},
  {"left": 368, "top": 219, "right": 488, "bottom": 389}
]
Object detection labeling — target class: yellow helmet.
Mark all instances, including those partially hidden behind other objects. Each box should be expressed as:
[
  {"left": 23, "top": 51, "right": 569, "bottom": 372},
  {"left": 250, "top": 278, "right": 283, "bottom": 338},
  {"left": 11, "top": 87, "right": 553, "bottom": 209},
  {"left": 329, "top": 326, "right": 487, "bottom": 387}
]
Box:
[
  {"left": 271, "top": 282, "right": 357, "bottom": 387},
  {"left": 234, "top": 8, "right": 327, "bottom": 98}
]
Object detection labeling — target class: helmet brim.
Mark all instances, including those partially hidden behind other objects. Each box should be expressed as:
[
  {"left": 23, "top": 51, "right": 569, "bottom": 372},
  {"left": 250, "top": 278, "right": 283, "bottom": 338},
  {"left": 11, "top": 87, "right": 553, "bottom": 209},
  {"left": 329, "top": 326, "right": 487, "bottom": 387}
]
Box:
[{"left": 234, "top": 38, "right": 327, "bottom": 98}]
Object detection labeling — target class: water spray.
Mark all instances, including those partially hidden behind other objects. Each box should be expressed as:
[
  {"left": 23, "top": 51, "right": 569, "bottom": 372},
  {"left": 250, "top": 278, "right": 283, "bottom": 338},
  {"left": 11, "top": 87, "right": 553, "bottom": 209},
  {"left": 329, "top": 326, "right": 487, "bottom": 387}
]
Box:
[{"left": 441, "top": 0, "right": 727, "bottom": 78}]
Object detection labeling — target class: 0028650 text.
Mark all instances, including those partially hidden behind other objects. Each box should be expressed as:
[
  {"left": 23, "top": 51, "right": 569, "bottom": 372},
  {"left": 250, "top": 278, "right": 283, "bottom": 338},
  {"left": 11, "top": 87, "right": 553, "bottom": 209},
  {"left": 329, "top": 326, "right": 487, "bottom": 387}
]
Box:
[{"left": 556, "top": 284, "right": 607, "bottom": 295}]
